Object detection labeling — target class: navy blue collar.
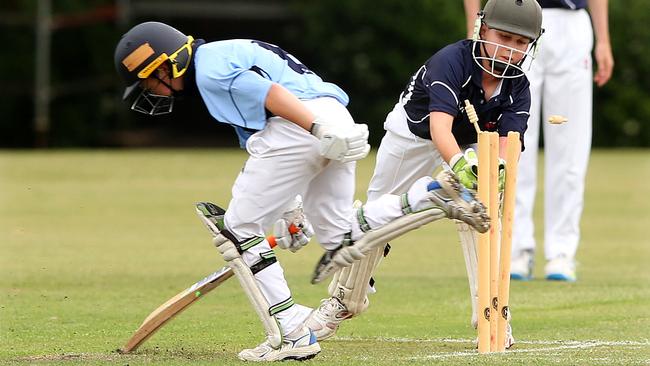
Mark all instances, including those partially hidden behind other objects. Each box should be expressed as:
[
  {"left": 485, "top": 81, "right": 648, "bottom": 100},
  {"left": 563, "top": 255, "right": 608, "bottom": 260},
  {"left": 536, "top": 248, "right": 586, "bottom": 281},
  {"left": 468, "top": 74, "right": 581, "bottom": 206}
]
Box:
[{"left": 182, "top": 38, "right": 206, "bottom": 98}]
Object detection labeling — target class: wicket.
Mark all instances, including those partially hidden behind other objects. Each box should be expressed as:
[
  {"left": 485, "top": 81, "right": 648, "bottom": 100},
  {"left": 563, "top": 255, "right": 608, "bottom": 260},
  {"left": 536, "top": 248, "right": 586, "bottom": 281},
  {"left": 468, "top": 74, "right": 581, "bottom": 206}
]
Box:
[{"left": 465, "top": 100, "right": 521, "bottom": 353}]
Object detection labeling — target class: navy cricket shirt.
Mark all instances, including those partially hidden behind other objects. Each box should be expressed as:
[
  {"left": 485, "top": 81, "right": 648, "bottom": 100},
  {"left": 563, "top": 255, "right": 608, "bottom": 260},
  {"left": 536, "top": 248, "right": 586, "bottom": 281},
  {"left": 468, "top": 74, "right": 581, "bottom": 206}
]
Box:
[
  {"left": 537, "top": 0, "right": 587, "bottom": 9},
  {"left": 399, "top": 40, "right": 531, "bottom": 149}
]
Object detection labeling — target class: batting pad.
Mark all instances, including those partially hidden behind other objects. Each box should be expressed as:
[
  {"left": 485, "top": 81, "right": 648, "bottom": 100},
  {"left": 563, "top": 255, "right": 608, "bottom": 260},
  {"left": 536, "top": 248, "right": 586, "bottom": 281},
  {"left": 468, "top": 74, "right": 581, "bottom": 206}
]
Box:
[
  {"left": 312, "top": 207, "right": 446, "bottom": 284},
  {"left": 196, "top": 202, "right": 282, "bottom": 349}
]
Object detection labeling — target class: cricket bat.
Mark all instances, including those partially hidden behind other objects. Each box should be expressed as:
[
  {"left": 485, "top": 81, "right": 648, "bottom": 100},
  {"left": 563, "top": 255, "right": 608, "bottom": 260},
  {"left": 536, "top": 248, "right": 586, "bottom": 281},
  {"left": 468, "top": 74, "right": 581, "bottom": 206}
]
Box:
[
  {"left": 119, "top": 265, "right": 235, "bottom": 353},
  {"left": 119, "top": 203, "right": 297, "bottom": 353}
]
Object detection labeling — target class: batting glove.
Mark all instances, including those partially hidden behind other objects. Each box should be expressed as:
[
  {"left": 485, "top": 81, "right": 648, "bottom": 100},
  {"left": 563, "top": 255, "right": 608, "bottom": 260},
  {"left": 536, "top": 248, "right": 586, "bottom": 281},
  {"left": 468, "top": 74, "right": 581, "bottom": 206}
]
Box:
[
  {"left": 273, "top": 195, "right": 315, "bottom": 252},
  {"left": 311, "top": 117, "right": 370, "bottom": 163}
]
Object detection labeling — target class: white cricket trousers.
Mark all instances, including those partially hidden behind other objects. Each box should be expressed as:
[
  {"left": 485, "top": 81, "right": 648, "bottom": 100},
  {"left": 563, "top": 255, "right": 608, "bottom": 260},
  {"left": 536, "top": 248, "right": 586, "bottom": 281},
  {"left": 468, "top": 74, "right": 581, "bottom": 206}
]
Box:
[
  {"left": 367, "top": 103, "right": 444, "bottom": 200},
  {"left": 224, "top": 97, "right": 357, "bottom": 334},
  {"left": 514, "top": 9, "right": 594, "bottom": 260}
]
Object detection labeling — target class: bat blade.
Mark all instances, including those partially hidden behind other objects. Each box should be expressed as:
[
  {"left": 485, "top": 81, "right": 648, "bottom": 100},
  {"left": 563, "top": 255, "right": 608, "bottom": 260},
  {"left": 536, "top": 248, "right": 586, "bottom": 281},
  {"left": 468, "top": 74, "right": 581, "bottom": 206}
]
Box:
[
  {"left": 120, "top": 201, "right": 292, "bottom": 353},
  {"left": 119, "top": 266, "right": 234, "bottom": 353}
]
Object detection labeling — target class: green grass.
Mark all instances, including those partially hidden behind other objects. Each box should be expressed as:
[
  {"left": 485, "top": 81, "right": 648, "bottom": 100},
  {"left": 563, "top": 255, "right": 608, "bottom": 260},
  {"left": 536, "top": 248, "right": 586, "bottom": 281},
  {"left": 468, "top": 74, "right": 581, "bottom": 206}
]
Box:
[{"left": 1, "top": 149, "right": 649, "bottom": 365}]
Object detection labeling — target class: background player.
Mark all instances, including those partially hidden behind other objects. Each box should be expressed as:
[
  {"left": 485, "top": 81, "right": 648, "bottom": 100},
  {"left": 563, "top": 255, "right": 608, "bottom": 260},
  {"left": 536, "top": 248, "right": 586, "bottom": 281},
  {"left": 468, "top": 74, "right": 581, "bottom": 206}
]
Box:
[
  {"left": 114, "top": 22, "right": 489, "bottom": 361},
  {"left": 305, "top": 0, "right": 543, "bottom": 348}
]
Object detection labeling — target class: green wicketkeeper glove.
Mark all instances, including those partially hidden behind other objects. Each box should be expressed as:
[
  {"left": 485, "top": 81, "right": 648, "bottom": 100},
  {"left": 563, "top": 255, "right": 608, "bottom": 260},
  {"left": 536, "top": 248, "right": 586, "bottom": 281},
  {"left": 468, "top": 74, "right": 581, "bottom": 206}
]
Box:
[
  {"left": 451, "top": 148, "right": 479, "bottom": 191},
  {"left": 451, "top": 148, "right": 506, "bottom": 192}
]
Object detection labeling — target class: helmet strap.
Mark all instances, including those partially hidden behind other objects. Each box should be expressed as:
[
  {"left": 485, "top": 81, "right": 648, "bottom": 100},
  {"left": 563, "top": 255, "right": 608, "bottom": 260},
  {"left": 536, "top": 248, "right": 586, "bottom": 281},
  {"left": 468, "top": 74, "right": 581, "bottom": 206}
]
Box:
[{"left": 153, "top": 75, "right": 176, "bottom": 95}]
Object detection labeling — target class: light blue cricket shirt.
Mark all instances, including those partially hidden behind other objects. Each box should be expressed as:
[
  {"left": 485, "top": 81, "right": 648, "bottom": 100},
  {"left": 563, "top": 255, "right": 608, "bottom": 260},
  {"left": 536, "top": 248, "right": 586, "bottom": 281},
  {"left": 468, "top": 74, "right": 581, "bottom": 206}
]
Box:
[{"left": 193, "top": 39, "right": 349, "bottom": 146}]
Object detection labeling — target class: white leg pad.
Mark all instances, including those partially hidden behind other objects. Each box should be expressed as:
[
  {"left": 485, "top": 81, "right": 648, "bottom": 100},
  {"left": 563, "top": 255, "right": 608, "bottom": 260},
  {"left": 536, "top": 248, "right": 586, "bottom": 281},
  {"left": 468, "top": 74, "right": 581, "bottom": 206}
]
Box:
[
  {"left": 457, "top": 221, "right": 479, "bottom": 329},
  {"left": 352, "top": 208, "right": 445, "bottom": 256},
  {"left": 312, "top": 207, "right": 446, "bottom": 283},
  {"left": 327, "top": 246, "right": 384, "bottom": 316},
  {"left": 210, "top": 230, "right": 283, "bottom": 349}
]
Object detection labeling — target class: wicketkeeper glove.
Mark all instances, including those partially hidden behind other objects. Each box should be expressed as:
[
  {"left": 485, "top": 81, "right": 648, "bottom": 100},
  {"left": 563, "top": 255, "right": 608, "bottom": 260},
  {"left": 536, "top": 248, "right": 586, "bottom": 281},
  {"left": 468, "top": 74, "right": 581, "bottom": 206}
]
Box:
[
  {"left": 451, "top": 148, "right": 479, "bottom": 191},
  {"left": 272, "top": 195, "right": 315, "bottom": 253},
  {"left": 451, "top": 148, "right": 506, "bottom": 192},
  {"left": 311, "top": 117, "right": 370, "bottom": 163}
]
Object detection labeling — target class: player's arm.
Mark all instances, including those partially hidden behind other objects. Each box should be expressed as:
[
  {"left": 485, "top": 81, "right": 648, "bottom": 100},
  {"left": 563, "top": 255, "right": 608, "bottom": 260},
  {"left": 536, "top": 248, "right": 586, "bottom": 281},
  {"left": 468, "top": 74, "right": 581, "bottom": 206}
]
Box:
[
  {"left": 588, "top": 0, "right": 614, "bottom": 87},
  {"left": 463, "top": 0, "right": 482, "bottom": 39},
  {"left": 499, "top": 136, "right": 510, "bottom": 160},
  {"left": 429, "top": 111, "right": 461, "bottom": 164},
  {"left": 430, "top": 110, "right": 480, "bottom": 191},
  {"left": 264, "top": 81, "right": 369, "bottom": 162},
  {"left": 264, "top": 82, "right": 315, "bottom": 131}
]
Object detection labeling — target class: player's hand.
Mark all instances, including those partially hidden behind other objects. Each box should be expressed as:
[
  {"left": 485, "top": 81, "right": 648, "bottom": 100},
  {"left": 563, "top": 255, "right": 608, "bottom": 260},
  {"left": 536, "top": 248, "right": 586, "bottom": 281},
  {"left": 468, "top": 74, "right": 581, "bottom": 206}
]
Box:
[
  {"left": 593, "top": 42, "right": 614, "bottom": 87},
  {"left": 273, "top": 195, "right": 314, "bottom": 252},
  {"left": 451, "top": 148, "right": 479, "bottom": 191},
  {"left": 311, "top": 117, "right": 370, "bottom": 163},
  {"left": 452, "top": 149, "right": 506, "bottom": 193}
]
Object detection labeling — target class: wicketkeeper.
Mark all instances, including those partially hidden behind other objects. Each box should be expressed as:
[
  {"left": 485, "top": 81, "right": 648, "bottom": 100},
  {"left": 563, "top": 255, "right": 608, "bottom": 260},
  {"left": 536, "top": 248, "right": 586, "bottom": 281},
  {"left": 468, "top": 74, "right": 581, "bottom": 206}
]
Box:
[
  {"left": 114, "top": 22, "right": 490, "bottom": 361},
  {"left": 304, "top": 0, "right": 544, "bottom": 350}
]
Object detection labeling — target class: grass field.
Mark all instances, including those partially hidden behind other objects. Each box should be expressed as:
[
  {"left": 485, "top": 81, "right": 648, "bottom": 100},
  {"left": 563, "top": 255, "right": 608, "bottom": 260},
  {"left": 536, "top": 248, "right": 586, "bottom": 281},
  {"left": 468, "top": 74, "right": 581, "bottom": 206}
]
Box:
[{"left": 1, "top": 149, "right": 649, "bottom": 365}]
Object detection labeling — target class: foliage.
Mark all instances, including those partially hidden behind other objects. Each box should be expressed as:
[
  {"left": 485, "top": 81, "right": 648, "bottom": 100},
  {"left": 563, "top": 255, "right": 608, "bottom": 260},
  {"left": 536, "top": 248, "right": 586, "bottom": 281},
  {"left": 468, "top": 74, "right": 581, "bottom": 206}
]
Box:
[
  {"left": 289, "top": 0, "right": 650, "bottom": 147},
  {"left": 287, "top": 0, "right": 466, "bottom": 145},
  {"left": 0, "top": 0, "right": 648, "bottom": 147},
  {"left": 0, "top": 0, "right": 120, "bottom": 147},
  {"left": 595, "top": 0, "right": 650, "bottom": 146}
]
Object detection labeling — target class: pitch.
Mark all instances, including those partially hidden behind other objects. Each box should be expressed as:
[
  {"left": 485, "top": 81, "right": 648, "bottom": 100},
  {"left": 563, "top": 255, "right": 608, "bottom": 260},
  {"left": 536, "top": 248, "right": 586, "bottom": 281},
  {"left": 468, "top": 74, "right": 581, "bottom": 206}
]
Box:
[{"left": 1, "top": 149, "right": 648, "bottom": 365}]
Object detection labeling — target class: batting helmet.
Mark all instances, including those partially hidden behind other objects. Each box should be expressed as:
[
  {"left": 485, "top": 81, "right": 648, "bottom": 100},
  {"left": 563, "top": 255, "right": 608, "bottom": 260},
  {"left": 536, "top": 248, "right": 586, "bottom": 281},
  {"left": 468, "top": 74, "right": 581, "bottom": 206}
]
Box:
[
  {"left": 114, "top": 21, "right": 194, "bottom": 101},
  {"left": 471, "top": 0, "right": 544, "bottom": 78},
  {"left": 483, "top": 0, "right": 543, "bottom": 40}
]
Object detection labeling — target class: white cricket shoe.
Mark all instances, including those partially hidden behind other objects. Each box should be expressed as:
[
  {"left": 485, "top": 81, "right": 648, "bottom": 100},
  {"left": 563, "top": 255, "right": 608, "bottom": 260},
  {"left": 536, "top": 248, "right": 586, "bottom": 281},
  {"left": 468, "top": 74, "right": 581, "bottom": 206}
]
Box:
[
  {"left": 544, "top": 255, "right": 576, "bottom": 282},
  {"left": 237, "top": 326, "right": 320, "bottom": 362},
  {"left": 304, "top": 297, "right": 352, "bottom": 341},
  {"left": 510, "top": 249, "right": 534, "bottom": 281},
  {"left": 505, "top": 322, "right": 515, "bottom": 349}
]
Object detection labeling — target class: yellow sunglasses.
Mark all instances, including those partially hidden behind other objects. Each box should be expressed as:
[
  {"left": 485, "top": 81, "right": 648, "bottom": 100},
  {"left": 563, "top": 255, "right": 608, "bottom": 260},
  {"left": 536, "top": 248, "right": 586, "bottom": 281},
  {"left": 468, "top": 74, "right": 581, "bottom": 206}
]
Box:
[{"left": 137, "top": 36, "right": 195, "bottom": 79}]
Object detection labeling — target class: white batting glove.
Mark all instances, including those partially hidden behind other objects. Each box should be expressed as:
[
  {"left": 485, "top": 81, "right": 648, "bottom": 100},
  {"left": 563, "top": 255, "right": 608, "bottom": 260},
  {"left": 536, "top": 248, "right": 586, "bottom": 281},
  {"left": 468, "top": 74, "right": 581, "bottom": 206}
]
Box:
[
  {"left": 311, "top": 117, "right": 370, "bottom": 163},
  {"left": 273, "top": 195, "right": 315, "bottom": 252}
]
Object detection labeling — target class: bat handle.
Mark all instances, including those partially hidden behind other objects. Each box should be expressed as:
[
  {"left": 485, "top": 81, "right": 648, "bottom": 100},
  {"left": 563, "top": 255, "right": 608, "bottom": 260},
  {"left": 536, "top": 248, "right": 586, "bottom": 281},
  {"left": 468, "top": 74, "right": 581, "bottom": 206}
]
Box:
[
  {"left": 464, "top": 99, "right": 482, "bottom": 134},
  {"left": 266, "top": 223, "right": 299, "bottom": 249}
]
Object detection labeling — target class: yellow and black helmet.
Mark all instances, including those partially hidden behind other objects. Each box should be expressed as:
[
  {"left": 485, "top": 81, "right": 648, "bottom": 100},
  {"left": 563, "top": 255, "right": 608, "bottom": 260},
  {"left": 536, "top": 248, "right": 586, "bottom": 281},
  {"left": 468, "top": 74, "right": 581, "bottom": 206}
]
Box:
[{"left": 114, "top": 21, "right": 194, "bottom": 100}]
